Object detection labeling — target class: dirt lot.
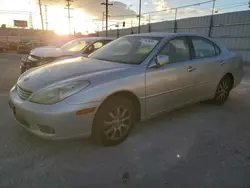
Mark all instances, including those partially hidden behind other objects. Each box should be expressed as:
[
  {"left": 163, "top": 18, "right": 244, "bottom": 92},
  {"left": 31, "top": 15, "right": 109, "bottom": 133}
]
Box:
[{"left": 0, "top": 53, "right": 250, "bottom": 188}]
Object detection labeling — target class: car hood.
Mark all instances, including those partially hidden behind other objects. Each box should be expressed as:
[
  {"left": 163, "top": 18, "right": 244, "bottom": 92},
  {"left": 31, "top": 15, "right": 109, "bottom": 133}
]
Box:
[
  {"left": 30, "top": 46, "right": 75, "bottom": 58},
  {"left": 17, "top": 57, "right": 130, "bottom": 92}
]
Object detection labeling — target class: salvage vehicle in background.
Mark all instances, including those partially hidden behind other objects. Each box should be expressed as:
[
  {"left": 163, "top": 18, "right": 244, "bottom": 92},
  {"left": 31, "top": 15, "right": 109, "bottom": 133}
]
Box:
[
  {"left": 0, "top": 41, "right": 8, "bottom": 52},
  {"left": 17, "top": 40, "right": 47, "bottom": 54},
  {"left": 9, "top": 33, "right": 243, "bottom": 146},
  {"left": 20, "top": 37, "right": 113, "bottom": 73}
]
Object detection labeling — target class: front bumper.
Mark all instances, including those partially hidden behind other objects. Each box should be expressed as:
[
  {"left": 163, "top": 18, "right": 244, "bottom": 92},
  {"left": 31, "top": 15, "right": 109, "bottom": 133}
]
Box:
[{"left": 9, "top": 86, "right": 101, "bottom": 140}]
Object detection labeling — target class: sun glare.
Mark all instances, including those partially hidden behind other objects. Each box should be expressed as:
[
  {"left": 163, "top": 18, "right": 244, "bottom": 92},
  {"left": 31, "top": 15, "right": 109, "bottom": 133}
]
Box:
[{"left": 48, "top": 6, "right": 96, "bottom": 35}]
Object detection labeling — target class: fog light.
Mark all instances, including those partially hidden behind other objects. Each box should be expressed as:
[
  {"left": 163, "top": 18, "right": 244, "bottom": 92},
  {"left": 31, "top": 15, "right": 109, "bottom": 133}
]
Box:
[{"left": 38, "top": 124, "right": 55, "bottom": 134}]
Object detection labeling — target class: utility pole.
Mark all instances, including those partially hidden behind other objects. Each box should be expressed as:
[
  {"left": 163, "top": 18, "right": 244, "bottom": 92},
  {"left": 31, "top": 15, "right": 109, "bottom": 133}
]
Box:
[
  {"left": 148, "top": 14, "right": 151, "bottom": 32},
  {"left": 38, "top": 0, "right": 44, "bottom": 30},
  {"left": 174, "top": 8, "right": 177, "bottom": 33},
  {"left": 208, "top": 0, "right": 216, "bottom": 37},
  {"left": 65, "top": 0, "right": 73, "bottom": 35},
  {"left": 138, "top": 0, "right": 142, "bottom": 33},
  {"left": 44, "top": 5, "right": 48, "bottom": 30},
  {"left": 102, "top": 12, "right": 104, "bottom": 31},
  {"left": 29, "top": 12, "right": 33, "bottom": 29},
  {"left": 131, "top": 20, "right": 133, "bottom": 34},
  {"left": 101, "top": 0, "right": 113, "bottom": 37},
  {"left": 116, "top": 23, "right": 119, "bottom": 38}
]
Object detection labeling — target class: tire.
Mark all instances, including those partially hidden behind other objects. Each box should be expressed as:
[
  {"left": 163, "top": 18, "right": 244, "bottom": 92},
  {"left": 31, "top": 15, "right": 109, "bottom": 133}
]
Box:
[
  {"left": 92, "top": 96, "right": 135, "bottom": 146},
  {"left": 20, "top": 67, "right": 25, "bottom": 74},
  {"left": 211, "top": 75, "right": 233, "bottom": 105}
]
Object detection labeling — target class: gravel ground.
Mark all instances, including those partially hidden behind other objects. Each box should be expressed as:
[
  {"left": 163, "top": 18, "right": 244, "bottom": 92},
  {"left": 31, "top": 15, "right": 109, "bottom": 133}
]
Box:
[{"left": 0, "top": 53, "right": 250, "bottom": 188}]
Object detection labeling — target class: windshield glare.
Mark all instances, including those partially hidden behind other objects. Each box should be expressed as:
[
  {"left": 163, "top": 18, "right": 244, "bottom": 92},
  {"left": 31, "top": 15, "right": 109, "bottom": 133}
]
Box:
[
  {"left": 89, "top": 36, "right": 162, "bottom": 64},
  {"left": 60, "top": 39, "right": 88, "bottom": 52}
]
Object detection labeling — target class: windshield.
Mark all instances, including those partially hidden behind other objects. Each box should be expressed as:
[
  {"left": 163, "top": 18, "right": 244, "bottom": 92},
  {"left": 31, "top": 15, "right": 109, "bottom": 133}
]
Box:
[
  {"left": 89, "top": 36, "right": 162, "bottom": 64},
  {"left": 60, "top": 39, "right": 88, "bottom": 52}
]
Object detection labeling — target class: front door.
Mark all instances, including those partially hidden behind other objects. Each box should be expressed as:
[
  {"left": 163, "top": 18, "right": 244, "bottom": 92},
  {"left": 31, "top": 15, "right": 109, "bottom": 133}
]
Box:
[{"left": 145, "top": 36, "right": 198, "bottom": 116}]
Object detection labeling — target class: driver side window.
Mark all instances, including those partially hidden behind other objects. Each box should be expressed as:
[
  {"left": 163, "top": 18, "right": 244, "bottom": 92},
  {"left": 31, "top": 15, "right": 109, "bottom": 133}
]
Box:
[
  {"left": 85, "top": 41, "right": 104, "bottom": 54},
  {"left": 159, "top": 37, "right": 190, "bottom": 63}
]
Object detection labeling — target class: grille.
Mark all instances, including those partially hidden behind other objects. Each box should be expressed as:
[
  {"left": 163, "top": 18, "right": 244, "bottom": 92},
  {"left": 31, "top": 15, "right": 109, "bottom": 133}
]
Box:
[{"left": 17, "top": 86, "right": 32, "bottom": 100}]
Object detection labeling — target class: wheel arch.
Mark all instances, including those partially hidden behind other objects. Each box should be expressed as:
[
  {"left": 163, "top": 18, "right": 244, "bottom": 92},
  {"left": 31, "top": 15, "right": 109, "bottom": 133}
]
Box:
[
  {"left": 95, "top": 90, "right": 141, "bottom": 122},
  {"left": 222, "top": 72, "right": 234, "bottom": 87}
]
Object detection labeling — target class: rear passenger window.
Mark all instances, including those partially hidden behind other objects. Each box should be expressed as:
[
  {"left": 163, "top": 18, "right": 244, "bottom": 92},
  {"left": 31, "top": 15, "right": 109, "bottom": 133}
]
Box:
[{"left": 191, "top": 37, "right": 217, "bottom": 59}]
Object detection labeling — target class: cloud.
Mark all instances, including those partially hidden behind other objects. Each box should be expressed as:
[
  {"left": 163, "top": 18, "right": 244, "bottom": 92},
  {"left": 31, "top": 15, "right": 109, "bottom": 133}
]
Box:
[
  {"left": 153, "top": 0, "right": 169, "bottom": 11},
  {"left": 40, "top": 0, "right": 136, "bottom": 19},
  {"left": 152, "top": 0, "right": 209, "bottom": 15},
  {"left": 178, "top": 7, "right": 208, "bottom": 15}
]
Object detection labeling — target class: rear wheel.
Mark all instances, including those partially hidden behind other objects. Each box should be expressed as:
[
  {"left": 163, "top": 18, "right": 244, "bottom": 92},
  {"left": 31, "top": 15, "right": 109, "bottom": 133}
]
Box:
[
  {"left": 92, "top": 96, "right": 135, "bottom": 146},
  {"left": 211, "top": 75, "right": 233, "bottom": 105}
]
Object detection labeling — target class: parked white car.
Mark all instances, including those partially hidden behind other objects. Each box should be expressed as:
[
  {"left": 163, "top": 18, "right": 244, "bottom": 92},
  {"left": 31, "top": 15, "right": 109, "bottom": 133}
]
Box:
[{"left": 20, "top": 37, "right": 113, "bottom": 73}]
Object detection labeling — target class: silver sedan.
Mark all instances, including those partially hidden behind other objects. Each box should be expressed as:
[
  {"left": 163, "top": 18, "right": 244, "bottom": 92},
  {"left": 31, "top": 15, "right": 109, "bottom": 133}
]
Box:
[{"left": 9, "top": 33, "right": 243, "bottom": 145}]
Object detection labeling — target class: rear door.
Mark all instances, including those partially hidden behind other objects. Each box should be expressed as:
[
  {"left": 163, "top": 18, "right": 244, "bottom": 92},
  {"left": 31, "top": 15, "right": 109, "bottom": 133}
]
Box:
[{"left": 188, "top": 36, "right": 224, "bottom": 100}]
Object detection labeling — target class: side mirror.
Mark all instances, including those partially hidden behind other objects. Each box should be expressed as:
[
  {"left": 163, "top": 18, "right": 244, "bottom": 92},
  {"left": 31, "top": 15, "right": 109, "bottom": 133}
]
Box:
[
  {"left": 156, "top": 55, "right": 169, "bottom": 66},
  {"left": 149, "top": 55, "right": 169, "bottom": 68}
]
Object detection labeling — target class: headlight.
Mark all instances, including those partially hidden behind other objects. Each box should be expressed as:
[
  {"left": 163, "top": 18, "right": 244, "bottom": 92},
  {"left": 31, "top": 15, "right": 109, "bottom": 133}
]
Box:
[
  {"left": 29, "top": 81, "right": 90, "bottom": 104},
  {"left": 36, "top": 61, "right": 46, "bottom": 66},
  {"left": 28, "top": 55, "right": 38, "bottom": 62}
]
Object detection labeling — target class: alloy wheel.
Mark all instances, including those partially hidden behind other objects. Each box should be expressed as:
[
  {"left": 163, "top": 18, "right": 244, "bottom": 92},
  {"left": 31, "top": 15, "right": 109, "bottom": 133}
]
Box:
[
  {"left": 103, "top": 106, "right": 131, "bottom": 141},
  {"left": 216, "top": 80, "right": 230, "bottom": 101}
]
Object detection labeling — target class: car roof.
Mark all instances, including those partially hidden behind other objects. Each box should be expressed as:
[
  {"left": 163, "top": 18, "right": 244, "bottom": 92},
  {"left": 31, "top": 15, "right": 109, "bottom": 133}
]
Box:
[
  {"left": 71, "top": 37, "right": 114, "bottom": 43},
  {"left": 126, "top": 32, "right": 205, "bottom": 38}
]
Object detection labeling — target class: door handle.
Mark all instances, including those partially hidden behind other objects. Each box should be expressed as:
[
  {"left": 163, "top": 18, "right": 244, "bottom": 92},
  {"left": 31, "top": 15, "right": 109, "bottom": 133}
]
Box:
[
  {"left": 220, "top": 61, "right": 225, "bottom": 66},
  {"left": 187, "top": 67, "right": 196, "bottom": 72}
]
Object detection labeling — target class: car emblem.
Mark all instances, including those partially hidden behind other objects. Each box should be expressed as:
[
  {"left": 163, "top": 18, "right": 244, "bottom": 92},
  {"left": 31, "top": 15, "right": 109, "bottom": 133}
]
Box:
[{"left": 24, "top": 77, "right": 29, "bottom": 82}]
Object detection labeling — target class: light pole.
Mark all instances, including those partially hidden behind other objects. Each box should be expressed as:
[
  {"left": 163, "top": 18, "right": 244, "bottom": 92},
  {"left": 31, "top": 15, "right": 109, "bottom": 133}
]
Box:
[
  {"left": 138, "top": 0, "right": 141, "bottom": 33},
  {"left": 38, "top": 0, "right": 44, "bottom": 30}
]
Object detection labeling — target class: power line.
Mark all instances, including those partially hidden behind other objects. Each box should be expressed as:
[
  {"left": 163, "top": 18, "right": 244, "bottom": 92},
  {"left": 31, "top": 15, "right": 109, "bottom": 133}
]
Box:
[
  {"left": 219, "top": 3, "right": 248, "bottom": 10},
  {"left": 110, "top": 0, "right": 214, "bottom": 18},
  {"left": 215, "top": 1, "right": 249, "bottom": 8}
]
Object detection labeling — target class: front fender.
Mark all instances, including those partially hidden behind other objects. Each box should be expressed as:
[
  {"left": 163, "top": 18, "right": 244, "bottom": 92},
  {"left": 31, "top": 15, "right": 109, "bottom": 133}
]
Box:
[{"left": 65, "top": 73, "right": 145, "bottom": 105}]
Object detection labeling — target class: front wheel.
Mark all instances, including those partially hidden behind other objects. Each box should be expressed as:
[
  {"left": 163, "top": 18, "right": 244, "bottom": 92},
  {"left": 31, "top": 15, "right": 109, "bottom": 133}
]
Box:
[
  {"left": 211, "top": 75, "right": 233, "bottom": 105},
  {"left": 20, "top": 67, "right": 26, "bottom": 74},
  {"left": 92, "top": 96, "right": 135, "bottom": 146}
]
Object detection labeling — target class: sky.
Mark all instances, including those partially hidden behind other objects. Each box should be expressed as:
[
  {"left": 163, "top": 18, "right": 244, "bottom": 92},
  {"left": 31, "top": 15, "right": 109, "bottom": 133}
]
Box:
[{"left": 0, "top": 0, "right": 249, "bottom": 34}]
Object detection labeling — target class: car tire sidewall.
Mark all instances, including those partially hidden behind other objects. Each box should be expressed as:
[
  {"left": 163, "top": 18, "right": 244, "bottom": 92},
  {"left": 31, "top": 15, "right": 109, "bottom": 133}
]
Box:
[{"left": 92, "top": 96, "right": 135, "bottom": 146}]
